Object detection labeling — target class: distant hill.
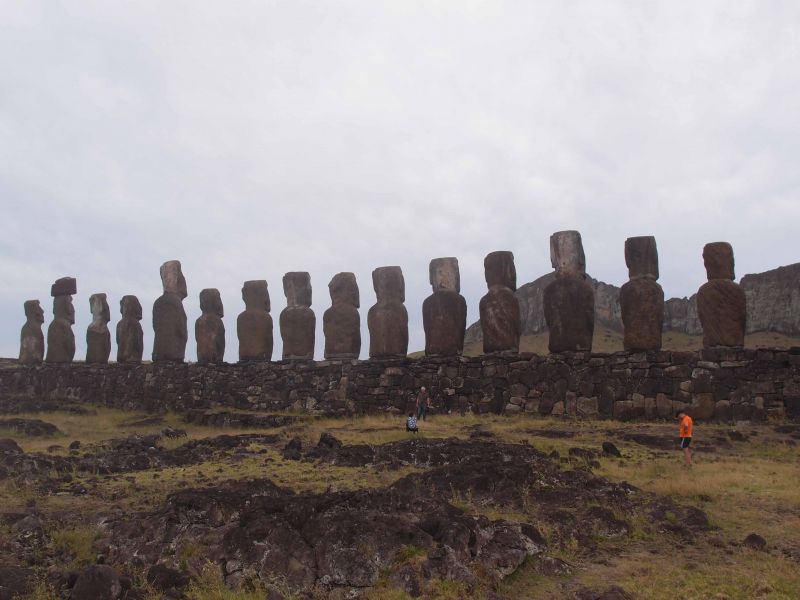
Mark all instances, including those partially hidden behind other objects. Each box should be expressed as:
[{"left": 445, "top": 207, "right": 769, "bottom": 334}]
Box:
[{"left": 463, "top": 262, "right": 800, "bottom": 355}]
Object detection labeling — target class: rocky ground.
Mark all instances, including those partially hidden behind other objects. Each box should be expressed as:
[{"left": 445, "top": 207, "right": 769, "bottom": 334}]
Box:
[{"left": 1, "top": 408, "right": 799, "bottom": 599}]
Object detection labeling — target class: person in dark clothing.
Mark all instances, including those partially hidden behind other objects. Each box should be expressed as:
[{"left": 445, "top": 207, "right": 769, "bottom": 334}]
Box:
[{"left": 416, "top": 387, "right": 430, "bottom": 420}]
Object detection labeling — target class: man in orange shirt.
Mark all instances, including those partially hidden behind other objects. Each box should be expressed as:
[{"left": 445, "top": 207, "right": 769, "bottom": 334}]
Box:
[{"left": 676, "top": 409, "right": 693, "bottom": 466}]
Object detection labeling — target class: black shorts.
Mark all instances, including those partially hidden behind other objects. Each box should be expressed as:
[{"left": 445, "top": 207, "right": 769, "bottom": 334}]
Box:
[{"left": 680, "top": 437, "right": 692, "bottom": 449}]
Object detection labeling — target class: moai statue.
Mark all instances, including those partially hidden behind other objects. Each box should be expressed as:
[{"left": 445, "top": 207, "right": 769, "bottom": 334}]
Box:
[
  {"left": 152, "top": 260, "right": 188, "bottom": 362},
  {"left": 237, "top": 280, "right": 273, "bottom": 361},
  {"left": 323, "top": 272, "right": 361, "bottom": 359},
  {"left": 19, "top": 300, "right": 45, "bottom": 365},
  {"left": 479, "top": 251, "right": 520, "bottom": 353},
  {"left": 195, "top": 288, "right": 225, "bottom": 364},
  {"left": 620, "top": 236, "right": 664, "bottom": 351},
  {"left": 697, "top": 242, "right": 746, "bottom": 347},
  {"left": 424, "top": 257, "right": 467, "bottom": 356},
  {"left": 280, "top": 272, "right": 315, "bottom": 359},
  {"left": 544, "top": 231, "right": 595, "bottom": 352},
  {"left": 368, "top": 266, "right": 408, "bottom": 358},
  {"left": 117, "top": 295, "right": 144, "bottom": 363},
  {"left": 86, "top": 293, "right": 111, "bottom": 364},
  {"left": 46, "top": 277, "right": 76, "bottom": 363}
]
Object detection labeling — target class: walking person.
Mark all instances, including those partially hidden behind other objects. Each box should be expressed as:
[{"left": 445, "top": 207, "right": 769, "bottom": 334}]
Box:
[
  {"left": 676, "top": 409, "right": 693, "bottom": 466},
  {"left": 416, "top": 386, "right": 430, "bottom": 420}
]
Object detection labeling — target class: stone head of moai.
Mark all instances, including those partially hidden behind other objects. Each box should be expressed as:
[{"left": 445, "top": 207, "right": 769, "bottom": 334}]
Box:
[
  {"left": 89, "top": 294, "right": 110, "bottom": 325},
  {"left": 160, "top": 260, "right": 188, "bottom": 298},
  {"left": 373, "top": 266, "right": 405, "bottom": 303},
  {"left": 283, "top": 272, "right": 312, "bottom": 308},
  {"left": 24, "top": 300, "right": 44, "bottom": 324},
  {"left": 625, "top": 236, "right": 659, "bottom": 280},
  {"left": 703, "top": 242, "right": 735, "bottom": 280},
  {"left": 484, "top": 251, "right": 516, "bottom": 290},
  {"left": 200, "top": 288, "right": 224, "bottom": 318},
  {"left": 53, "top": 295, "right": 75, "bottom": 324},
  {"left": 550, "top": 230, "right": 586, "bottom": 277},
  {"left": 120, "top": 295, "right": 142, "bottom": 321},
  {"left": 329, "top": 272, "right": 359, "bottom": 307},
  {"left": 430, "top": 257, "right": 460, "bottom": 293},
  {"left": 242, "top": 280, "right": 270, "bottom": 312},
  {"left": 51, "top": 277, "right": 77, "bottom": 298}
]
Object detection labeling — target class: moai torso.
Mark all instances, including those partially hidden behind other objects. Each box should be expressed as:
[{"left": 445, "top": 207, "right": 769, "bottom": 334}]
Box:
[
  {"left": 423, "top": 257, "right": 467, "bottom": 356},
  {"left": 368, "top": 266, "right": 408, "bottom": 358},
  {"left": 544, "top": 231, "right": 595, "bottom": 352},
  {"left": 46, "top": 277, "right": 76, "bottom": 364},
  {"left": 697, "top": 242, "right": 746, "bottom": 347},
  {"left": 280, "top": 272, "right": 315, "bottom": 359},
  {"left": 323, "top": 272, "right": 361, "bottom": 359},
  {"left": 152, "top": 260, "right": 188, "bottom": 362},
  {"left": 479, "top": 251, "right": 520, "bottom": 353},
  {"left": 117, "top": 295, "right": 144, "bottom": 363},
  {"left": 196, "top": 288, "right": 225, "bottom": 364},
  {"left": 237, "top": 280, "right": 273, "bottom": 361},
  {"left": 86, "top": 293, "right": 111, "bottom": 364},
  {"left": 620, "top": 236, "right": 664, "bottom": 351},
  {"left": 19, "top": 300, "right": 44, "bottom": 365}
]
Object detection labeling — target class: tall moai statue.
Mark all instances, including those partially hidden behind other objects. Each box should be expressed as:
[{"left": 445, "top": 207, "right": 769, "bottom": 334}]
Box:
[
  {"left": 620, "top": 236, "right": 664, "bottom": 351},
  {"left": 424, "top": 257, "right": 467, "bottom": 356},
  {"left": 323, "top": 272, "right": 361, "bottom": 359},
  {"left": 544, "top": 231, "right": 595, "bottom": 352},
  {"left": 697, "top": 242, "right": 746, "bottom": 347},
  {"left": 19, "top": 300, "right": 45, "bottom": 365},
  {"left": 152, "top": 260, "right": 188, "bottom": 362},
  {"left": 280, "top": 272, "right": 315, "bottom": 359},
  {"left": 368, "top": 266, "right": 408, "bottom": 358},
  {"left": 479, "top": 251, "right": 520, "bottom": 353},
  {"left": 196, "top": 288, "right": 225, "bottom": 364},
  {"left": 86, "top": 293, "right": 111, "bottom": 364},
  {"left": 46, "top": 277, "right": 76, "bottom": 363},
  {"left": 117, "top": 295, "right": 144, "bottom": 363},
  {"left": 237, "top": 280, "right": 273, "bottom": 361}
]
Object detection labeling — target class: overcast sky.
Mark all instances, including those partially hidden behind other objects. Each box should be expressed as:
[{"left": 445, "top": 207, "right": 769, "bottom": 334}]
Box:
[{"left": 1, "top": 1, "right": 799, "bottom": 361}]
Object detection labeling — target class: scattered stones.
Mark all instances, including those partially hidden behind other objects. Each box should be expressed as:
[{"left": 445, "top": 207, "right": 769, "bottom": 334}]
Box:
[
  {"left": 195, "top": 288, "right": 225, "bottom": 364},
  {"left": 237, "top": 280, "right": 273, "bottom": 361},
  {"left": 423, "top": 257, "right": 467, "bottom": 356},
  {"left": 697, "top": 242, "right": 746, "bottom": 348},
  {"left": 323, "top": 272, "right": 361, "bottom": 359},
  {"left": 46, "top": 277, "right": 76, "bottom": 364},
  {"left": 86, "top": 293, "right": 111, "bottom": 364},
  {"left": 19, "top": 300, "right": 44, "bottom": 365},
  {"left": 620, "top": 236, "right": 664, "bottom": 351},
  {"left": 544, "top": 231, "right": 594, "bottom": 352},
  {"left": 280, "top": 272, "right": 315, "bottom": 360},
  {"left": 116, "top": 296, "right": 143, "bottom": 363},
  {"left": 368, "top": 267, "right": 408, "bottom": 358},
  {"left": 479, "top": 251, "right": 520, "bottom": 353},
  {"left": 152, "top": 260, "right": 188, "bottom": 362}
]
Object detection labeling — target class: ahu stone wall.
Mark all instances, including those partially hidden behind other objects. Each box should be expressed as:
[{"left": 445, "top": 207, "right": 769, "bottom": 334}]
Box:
[{"left": 1, "top": 348, "right": 798, "bottom": 421}]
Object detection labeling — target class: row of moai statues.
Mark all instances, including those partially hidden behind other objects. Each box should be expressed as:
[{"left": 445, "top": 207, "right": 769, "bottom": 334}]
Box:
[{"left": 18, "top": 233, "right": 747, "bottom": 364}]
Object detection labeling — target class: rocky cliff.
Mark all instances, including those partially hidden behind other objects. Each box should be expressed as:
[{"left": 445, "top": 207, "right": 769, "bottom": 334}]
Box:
[{"left": 465, "top": 262, "right": 800, "bottom": 346}]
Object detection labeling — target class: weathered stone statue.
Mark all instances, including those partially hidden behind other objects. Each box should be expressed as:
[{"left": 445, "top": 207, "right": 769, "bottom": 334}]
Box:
[
  {"left": 19, "top": 300, "right": 44, "bottom": 365},
  {"left": 620, "top": 236, "right": 664, "bottom": 351},
  {"left": 196, "top": 288, "right": 225, "bottom": 364},
  {"left": 697, "top": 242, "right": 746, "bottom": 347},
  {"left": 237, "top": 280, "right": 273, "bottom": 361},
  {"left": 544, "top": 231, "right": 595, "bottom": 352},
  {"left": 152, "top": 260, "right": 188, "bottom": 362},
  {"left": 368, "top": 266, "right": 408, "bottom": 358},
  {"left": 280, "top": 272, "right": 315, "bottom": 360},
  {"left": 86, "top": 293, "right": 111, "bottom": 364},
  {"left": 46, "top": 277, "right": 76, "bottom": 364},
  {"left": 423, "top": 257, "right": 467, "bottom": 356},
  {"left": 479, "top": 251, "right": 520, "bottom": 353},
  {"left": 323, "top": 272, "right": 361, "bottom": 359},
  {"left": 117, "top": 295, "right": 143, "bottom": 363}
]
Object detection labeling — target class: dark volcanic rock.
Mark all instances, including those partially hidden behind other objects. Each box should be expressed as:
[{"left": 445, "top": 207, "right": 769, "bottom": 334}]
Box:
[
  {"left": 0, "top": 564, "right": 34, "bottom": 600},
  {"left": 743, "top": 532, "right": 767, "bottom": 550},
  {"left": 70, "top": 565, "right": 122, "bottom": 600},
  {"left": 0, "top": 419, "right": 60, "bottom": 437}
]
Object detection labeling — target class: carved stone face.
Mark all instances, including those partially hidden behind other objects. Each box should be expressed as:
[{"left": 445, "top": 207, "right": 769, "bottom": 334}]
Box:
[
  {"left": 242, "top": 280, "right": 270, "bottom": 312},
  {"left": 200, "top": 288, "right": 224, "bottom": 317},
  {"left": 484, "top": 251, "right": 516, "bottom": 290},
  {"left": 329, "top": 272, "right": 359, "bottom": 307},
  {"left": 160, "top": 260, "right": 187, "bottom": 298},
  {"left": 120, "top": 295, "right": 143, "bottom": 320},
  {"left": 24, "top": 300, "right": 44, "bottom": 324},
  {"left": 54, "top": 295, "right": 75, "bottom": 324},
  {"left": 283, "top": 272, "right": 312, "bottom": 308},
  {"left": 625, "top": 236, "right": 659, "bottom": 280},
  {"left": 89, "top": 293, "right": 111, "bottom": 324},
  {"left": 703, "top": 242, "right": 735, "bottom": 280},
  {"left": 429, "top": 258, "right": 460, "bottom": 293},
  {"left": 372, "top": 266, "right": 405, "bottom": 303},
  {"left": 550, "top": 231, "right": 586, "bottom": 276}
]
